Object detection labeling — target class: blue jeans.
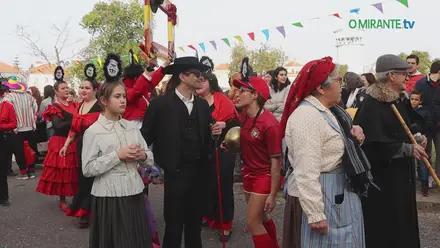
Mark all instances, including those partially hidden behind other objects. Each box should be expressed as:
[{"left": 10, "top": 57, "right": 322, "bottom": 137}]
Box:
[{"left": 417, "top": 159, "right": 430, "bottom": 186}]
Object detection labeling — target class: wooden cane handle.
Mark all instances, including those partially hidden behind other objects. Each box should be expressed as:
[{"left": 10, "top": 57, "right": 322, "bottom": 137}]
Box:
[{"left": 391, "top": 104, "right": 440, "bottom": 186}]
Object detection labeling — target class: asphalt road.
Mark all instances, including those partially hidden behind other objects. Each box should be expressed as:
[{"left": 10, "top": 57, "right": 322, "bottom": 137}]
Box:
[{"left": 1, "top": 170, "right": 439, "bottom": 248}]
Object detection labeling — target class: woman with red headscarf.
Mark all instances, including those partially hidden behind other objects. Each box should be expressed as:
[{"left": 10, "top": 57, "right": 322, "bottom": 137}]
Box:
[
  {"left": 196, "top": 56, "right": 239, "bottom": 242},
  {"left": 280, "top": 57, "right": 374, "bottom": 248},
  {"left": 226, "top": 58, "right": 282, "bottom": 248}
]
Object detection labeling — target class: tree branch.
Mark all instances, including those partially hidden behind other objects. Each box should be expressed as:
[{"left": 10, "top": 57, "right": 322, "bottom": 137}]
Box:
[{"left": 16, "top": 25, "right": 52, "bottom": 65}]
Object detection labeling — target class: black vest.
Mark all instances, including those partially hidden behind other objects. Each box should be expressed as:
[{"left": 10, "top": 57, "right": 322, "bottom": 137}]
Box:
[{"left": 174, "top": 94, "right": 202, "bottom": 165}]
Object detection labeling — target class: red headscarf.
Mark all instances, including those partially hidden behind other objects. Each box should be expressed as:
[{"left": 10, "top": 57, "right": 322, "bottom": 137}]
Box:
[
  {"left": 280, "top": 56, "right": 336, "bottom": 137},
  {"left": 212, "top": 92, "right": 238, "bottom": 121}
]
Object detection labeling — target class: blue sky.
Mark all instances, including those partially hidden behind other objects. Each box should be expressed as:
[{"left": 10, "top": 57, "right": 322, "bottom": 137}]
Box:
[{"left": 1, "top": 0, "right": 439, "bottom": 73}]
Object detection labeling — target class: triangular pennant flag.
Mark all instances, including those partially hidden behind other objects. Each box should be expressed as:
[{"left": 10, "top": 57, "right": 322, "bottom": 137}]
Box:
[
  {"left": 349, "top": 8, "right": 360, "bottom": 14},
  {"left": 397, "top": 0, "right": 408, "bottom": 7},
  {"left": 178, "top": 46, "right": 185, "bottom": 52},
  {"left": 262, "top": 29, "right": 269, "bottom": 41},
  {"left": 248, "top": 32, "right": 255, "bottom": 41},
  {"left": 234, "top": 35, "right": 244, "bottom": 43},
  {"left": 188, "top": 45, "right": 197, "bottom": 51},
  {"left": 276, "top": 26, "right": 286, "bottom": 38},
  {"left": 372, "top": 3, "right": 384, "bottom": 13},
  {"left": 222, "top": 38, "right": 231, "bottom": 47},
  {"left": 199, "top": 43, "right": 206, "bottom": 53},
  {"left": 97, "top": 58, "right": 103, "bottom": 67},
  {"left": 332, "top": 13, "right": 341, "bottom": 18},
  {"left": 133, "top": 54, "right": 139, "bottom": 63},
  {"left": 209, "top": 41, "right": 217, "bottom": 50},
  {"left": 292, "top": 22, "right": 303, "bottom": 28}
]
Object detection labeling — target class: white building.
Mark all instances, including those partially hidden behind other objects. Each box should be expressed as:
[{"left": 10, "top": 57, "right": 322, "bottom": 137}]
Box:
[{"left": 26, "top": 64, "right": 57, "bottom": 93}]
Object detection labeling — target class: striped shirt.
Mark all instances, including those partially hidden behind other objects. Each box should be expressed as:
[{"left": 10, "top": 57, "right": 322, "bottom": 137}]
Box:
[{"left": 4, "top": 92, "right": 38, "bottom": 132}]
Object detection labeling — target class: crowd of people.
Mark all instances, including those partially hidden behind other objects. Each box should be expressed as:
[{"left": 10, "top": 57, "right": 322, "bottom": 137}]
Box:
[{"left": 0, "top": 51, "right": 436, "bottom": 248}]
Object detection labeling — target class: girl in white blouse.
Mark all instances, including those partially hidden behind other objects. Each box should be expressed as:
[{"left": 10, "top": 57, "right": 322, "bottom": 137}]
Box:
[{"left": 82, "top": 54, "right": 154, "bottom": 248}]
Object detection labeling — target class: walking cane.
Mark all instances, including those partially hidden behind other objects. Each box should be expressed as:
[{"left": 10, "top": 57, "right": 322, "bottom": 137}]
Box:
[
  {"left": 213, "top": 136, "right": 226, "bottom": 248},
  {"left": 391, "top": 104, "right": 440, "bottom": 186}
]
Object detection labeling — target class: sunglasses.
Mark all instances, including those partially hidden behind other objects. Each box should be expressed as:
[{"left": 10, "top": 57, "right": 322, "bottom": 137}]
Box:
[
  {"left": 238, "top": 87, "right": 255, "bottom": 94},
  {"left": 184, "top": 70, "right": 202, "bottom": 78},
  {"left": 391, "top": 71, "right": 409, "bottom": 77}
]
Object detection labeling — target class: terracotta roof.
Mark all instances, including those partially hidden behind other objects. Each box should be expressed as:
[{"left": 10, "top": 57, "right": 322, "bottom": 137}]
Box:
[
  {"left": 215, "top": 64, "right": 230, "bottom": 71},
  {"left": 0, "top": 61, "right": 19, "bottom": 73},
  {"left": 28, "top": 64, "right": 57, "bottom": 74},
  {"left": 284, "top": 60, "right": 303, "bottom": 67}
]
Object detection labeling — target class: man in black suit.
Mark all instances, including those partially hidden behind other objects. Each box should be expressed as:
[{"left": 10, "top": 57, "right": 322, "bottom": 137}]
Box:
[{"left": 142, "top": 57, "right": 222, "bottom": 248}]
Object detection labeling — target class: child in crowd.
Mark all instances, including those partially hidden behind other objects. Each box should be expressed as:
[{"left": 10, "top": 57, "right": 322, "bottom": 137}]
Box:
[{"left": 410, "top": 90, "right": 434, "bottom": 196}]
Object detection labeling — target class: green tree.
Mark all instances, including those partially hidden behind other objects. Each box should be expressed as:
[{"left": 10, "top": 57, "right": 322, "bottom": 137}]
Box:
[
  {"left": 67, "top": 0, "right": 147, "bottom": 82},
  {"left": 229, "top": 43, "right": 288, "bottom": 76},
  {"left": 398, "top": 50, "right": 432, "bottom": 74}
]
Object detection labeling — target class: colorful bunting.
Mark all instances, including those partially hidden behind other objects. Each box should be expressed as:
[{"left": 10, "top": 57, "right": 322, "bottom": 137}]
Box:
[
  {"left": 199, "top": 43, "right": 206, "bottom": 53},
  {"left": 292, "top": 22, "right": 303, "bottom": 28},
  {"left": 140, "top": 53, "right": 147, "bottom": 61},
  {"left": 188, "top": 45, "right": 197, "bottom": 51},
  {"left": 133, "top": 54, "right": 139, "bottom": 63},
  {"left": 349, "top": 8, "right": 360, "bottom": 14},
  {"left": 397, "top": 0, "right": 408, "bottom": 7},
  {"left": 209, "top": 41, "right": 217, "bottom": 50},
  {"left": 262, "top": 29, "right": 269, "bottom": 41},
  {"left": 97, "top": 58, "right": 103, "bottom": 67},
  {"left": 178, "top": 46, "right": 185, "bottom": 52},
  {"left": 222, "top": 38, "right": 231, "bottom": 47},
  {"left": 372, "top": 3, "right": 383, "bottom": 13},
  {"left": 234, "top": 35, "right": 244, "bottom": 43},
  {"left": 248, "top": 32, "right": 255, "bottom": 41},
  {"left": 276, "top": 26, "right": 286, "bottom": 38},
  {"left": 332, "top": 13, "right": 341, "bottom": 18}
]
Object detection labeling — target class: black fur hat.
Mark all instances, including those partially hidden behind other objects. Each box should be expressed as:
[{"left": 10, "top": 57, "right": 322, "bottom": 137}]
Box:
[
  {"left": 84, "top": 63, "right": 98, "bottom": 88},
  {"left": 54, "top": 65, "right": 64, "bottom": 82},
  {"left": 103, "top": 53, "right": 122, "bottom": 82},
  {"left": 123, "top": 49, "right": 143, "bottom": 79},
  {"left": 240, "top": 57, "right": 251, "bottom": 83},
  {"left": 200, "top": 56, "right": 214, "bottom": 72}
]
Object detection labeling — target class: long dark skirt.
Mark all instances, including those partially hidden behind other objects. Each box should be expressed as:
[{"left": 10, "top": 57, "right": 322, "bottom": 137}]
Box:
[
  {"left": 282, "top": 195, "right": 302, "bottom": 248},
  {"left": 203, "top": 149, "right": 235, "bottom": 230},
  {"left": 90, "top": 193, "right": 152, "bottom": 248},
  {"left": 66, "top": 136, "right": 94, "bottom": 217}
]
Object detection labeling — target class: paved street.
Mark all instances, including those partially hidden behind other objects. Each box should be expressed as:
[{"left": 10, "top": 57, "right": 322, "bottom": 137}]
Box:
[{"left": 1, "top": 169, "right": 440, "bottom": 248}]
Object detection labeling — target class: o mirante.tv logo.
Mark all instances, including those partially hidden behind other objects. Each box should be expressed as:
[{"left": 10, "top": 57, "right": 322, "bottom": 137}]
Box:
[{"left": 349, "top": 19, "right": 415, "bottom": 29}]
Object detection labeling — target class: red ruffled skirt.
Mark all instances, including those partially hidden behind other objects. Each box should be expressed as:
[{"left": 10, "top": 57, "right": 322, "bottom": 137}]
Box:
[{"left": 36, "top": 136, "right": 78, "bottom": 196}]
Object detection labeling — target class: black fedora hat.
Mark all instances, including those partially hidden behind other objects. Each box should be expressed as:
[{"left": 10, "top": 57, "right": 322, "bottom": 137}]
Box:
[{"left": 162, "top": 56, "right": 211, "bottom": 75}]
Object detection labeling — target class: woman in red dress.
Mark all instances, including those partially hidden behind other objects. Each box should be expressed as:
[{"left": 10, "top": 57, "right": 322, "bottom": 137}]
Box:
[
  {"left": 229, "top": 58, "right": 283, "bottom": 248},
  {"left": 62, "top": 63, "right": 101, "bottom": 228},
  {"left": 36, "top": 66, "right": 78, "bottom": 210}
]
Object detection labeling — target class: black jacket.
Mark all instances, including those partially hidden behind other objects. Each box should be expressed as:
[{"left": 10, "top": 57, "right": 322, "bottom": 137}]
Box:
[{"left": 141, "top": 91, "right": 213, "bottom": 173}]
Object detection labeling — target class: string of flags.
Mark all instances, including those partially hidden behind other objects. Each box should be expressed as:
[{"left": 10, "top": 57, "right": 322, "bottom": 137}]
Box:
[
  {"left": 178, "top": 0, "right": 409, "bottom": 53},
  {"left": 32, "top": 0, "right": 409, "bottom": 72}
]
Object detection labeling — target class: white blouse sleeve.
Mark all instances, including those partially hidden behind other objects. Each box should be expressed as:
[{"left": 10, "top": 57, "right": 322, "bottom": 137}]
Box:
[
  {"left": 285, "top": 110, "right": 326, "bottom": 224},
  {"left": 82, "top": 129, "right": 121, "bottom": 177},
  {"left": 136, "top": 129, "right": 154, "bottom": 168}
]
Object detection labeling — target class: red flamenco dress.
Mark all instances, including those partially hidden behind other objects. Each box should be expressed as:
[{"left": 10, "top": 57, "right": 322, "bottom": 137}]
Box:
[
  {"left": 36, "top": 103, "right": 78, "bottom": 197},
  {"left": 65, "top": 101, "right": 101, "bottom": 226}
]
